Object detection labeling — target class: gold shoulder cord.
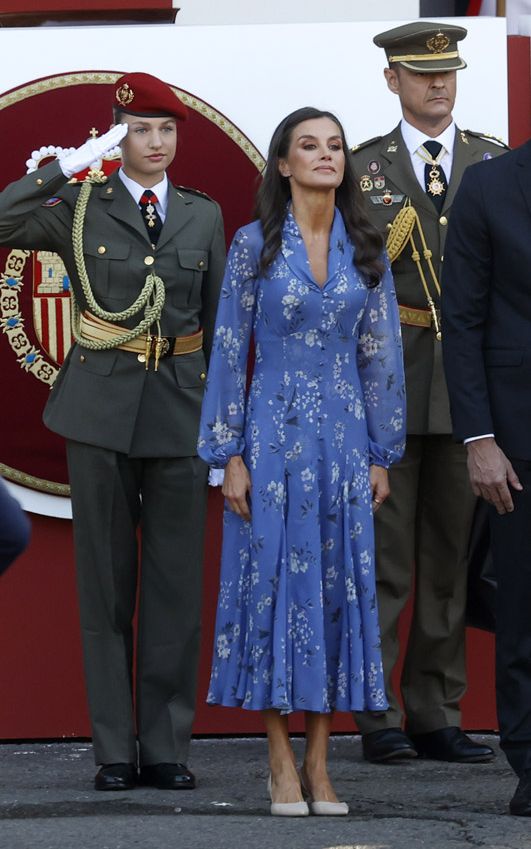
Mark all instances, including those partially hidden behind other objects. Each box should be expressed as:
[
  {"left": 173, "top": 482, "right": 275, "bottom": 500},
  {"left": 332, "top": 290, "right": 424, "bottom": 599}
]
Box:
[
  {"left": 70, "top": 178, "right": 166, "bottom": 351},
  {"left": 386, "top": 200, "right": 442, "bottom": 340}
]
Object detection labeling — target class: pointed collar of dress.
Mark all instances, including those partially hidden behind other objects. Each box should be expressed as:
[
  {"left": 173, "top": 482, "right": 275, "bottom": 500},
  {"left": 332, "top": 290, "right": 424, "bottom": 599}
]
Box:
[{"left": 281, "top": 205, "right": 351, "bottom": 290}]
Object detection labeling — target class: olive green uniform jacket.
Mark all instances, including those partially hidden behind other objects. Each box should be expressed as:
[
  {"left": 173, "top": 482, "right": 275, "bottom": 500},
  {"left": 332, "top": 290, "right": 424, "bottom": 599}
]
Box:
[
  {"left": 0, "top": 160, "right": 226, "bottom": 456},
  {"left": 352, "top": 125, "right": 505, "bottom": 435}
]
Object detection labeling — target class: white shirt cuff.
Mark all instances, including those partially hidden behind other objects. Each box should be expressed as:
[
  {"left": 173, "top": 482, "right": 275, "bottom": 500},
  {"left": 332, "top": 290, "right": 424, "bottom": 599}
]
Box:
[
  {"left": 208, "top": 468, "right": 225, "bottom": 487},
  {"left": 464, "top": 434, "right": 495, "bottom": 444}
]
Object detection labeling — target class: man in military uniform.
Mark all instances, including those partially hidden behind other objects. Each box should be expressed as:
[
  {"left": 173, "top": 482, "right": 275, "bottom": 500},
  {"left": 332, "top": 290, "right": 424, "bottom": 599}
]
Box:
[
  {"left": 0, "top": 73, "right": 225, "bottom": 789},
  {"left": 351, "top": 22, "right": 505, "bottom": 764}
]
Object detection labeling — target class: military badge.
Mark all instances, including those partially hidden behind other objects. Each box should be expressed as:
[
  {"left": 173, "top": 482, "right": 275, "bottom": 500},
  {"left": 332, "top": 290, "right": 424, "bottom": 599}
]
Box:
[
  {"left": 371, "top": 192, "right": 405, "bottom": 206},
  {"left": 368, "top": 160, "right": 380, "bottom": 174},
  {"left": 387, "top": 141, "right": 398, "bottom": 153},
  {"left": 374, "top": 176, "right": 385, "bottom": 190},
  {"left": 426, "top": 32, "right": 450, "bottom": 54},
  {"left": 483, "top": 152, "right": 493, "bottom": 161},
  {"left": 116, "top": 82, "right": 134, "bottom": 107},
  {"left": 360, "top": 175, "right": 373, "bottom": 192}
]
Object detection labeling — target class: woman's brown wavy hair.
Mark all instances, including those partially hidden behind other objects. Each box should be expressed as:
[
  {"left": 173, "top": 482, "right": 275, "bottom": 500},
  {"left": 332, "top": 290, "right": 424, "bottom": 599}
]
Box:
[{"left": 254, "top": 107, "right": 384, "bottom": 287}]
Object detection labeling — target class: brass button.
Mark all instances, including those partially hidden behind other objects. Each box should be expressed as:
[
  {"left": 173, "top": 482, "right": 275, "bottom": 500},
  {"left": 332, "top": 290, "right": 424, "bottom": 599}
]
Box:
[
  {"left": 106, "top": 187, "right": 113, "bottom": 194},
  {"left": 79, "top": 354, "right": 86, "bottom": 363},
  {"left": 197, "top": 259, "right": 205, "bottom": 269},
  {"left": 200, "top": 372, "right": 206, "bottom": 380},
  {"left": 36, "top": 178, "right": 43, "bottom": 185},
  {"left": 144, "top": 256, "right": 155, "bottom": 266},
  {"left": 137, "top": 353, "right": 146, "bottom": 363},
  {"left": 441, "top": 255, "right": 444, "bottom": 262},
  {"left": 97, "top": 245, "right": 106, "bottom": 255},
  {"left": 439, "top": 215, "right": 448, "bottom": 226}
]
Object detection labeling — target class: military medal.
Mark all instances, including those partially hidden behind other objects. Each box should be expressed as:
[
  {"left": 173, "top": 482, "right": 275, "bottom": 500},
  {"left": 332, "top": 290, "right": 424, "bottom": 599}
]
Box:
[
  {"left": 145, "top": 200, "right": 157, "bottom": 228},
  {"left": 360, "top": 175, "right": 373, "bottom": 192},
  {"left": 418, "top": 144, "right": 446, "bottom": 198}
]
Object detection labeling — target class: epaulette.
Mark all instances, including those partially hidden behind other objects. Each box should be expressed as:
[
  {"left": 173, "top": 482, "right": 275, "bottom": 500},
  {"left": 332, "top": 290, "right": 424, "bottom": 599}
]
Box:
[
  {"left": 462, "top": 129, "right": 510, "bottom": 150},
  {"left": 174, "top": 184, "right": 216, "bottom": 202},
  {"left": 350, "top": 136, "right": 383, "bottom": 154}
]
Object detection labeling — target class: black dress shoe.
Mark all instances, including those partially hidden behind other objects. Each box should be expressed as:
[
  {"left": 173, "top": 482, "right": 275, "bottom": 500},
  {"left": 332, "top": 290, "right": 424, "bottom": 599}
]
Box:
[
  {"left": 94, "top": 763, "right": 137, "bottom": 791},
  {"left": 510, "top": 774, "right": 531, "bottom": 816},
  {"left": 362, "top": 728, "right": 418, "bottom": 763},
  {"left": 410, "top": 727, "right": 495, "bottom": 763},
  {"left": 139, "top": 763, "right": 196, "bottom": 790}
]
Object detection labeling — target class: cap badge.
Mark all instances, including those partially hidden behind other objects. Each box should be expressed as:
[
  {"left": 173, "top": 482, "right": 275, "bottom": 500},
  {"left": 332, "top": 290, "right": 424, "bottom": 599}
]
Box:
[
  {"left": 116, "top": 83, "right": 134, "bottom": 107},
  {"left": 426, "top": 32, "right": 450, "bottom": 54}
]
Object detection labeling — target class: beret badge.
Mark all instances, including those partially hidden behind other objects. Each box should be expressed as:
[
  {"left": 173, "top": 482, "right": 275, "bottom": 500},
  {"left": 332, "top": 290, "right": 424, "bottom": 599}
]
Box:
[
  {"left": 116, "top": 83, "right": 134, "bottom": 107},
  {"left": 426, "top": 32, "right": 450, "bottom": 54}
]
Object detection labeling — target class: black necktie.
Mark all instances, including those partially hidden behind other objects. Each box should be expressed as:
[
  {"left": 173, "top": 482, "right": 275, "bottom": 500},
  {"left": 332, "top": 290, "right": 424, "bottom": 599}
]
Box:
[
  {"left": 139, "top": 190, "right": 163, "bottom": 246},
  {"left": 422, "top": 140, "right": 447, "bottom": 213}
]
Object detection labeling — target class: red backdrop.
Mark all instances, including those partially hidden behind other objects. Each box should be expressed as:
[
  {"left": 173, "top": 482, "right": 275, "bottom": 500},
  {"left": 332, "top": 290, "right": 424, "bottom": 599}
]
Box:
[{"left": 0, "top": 36, "right": 527, "bottom": 739}]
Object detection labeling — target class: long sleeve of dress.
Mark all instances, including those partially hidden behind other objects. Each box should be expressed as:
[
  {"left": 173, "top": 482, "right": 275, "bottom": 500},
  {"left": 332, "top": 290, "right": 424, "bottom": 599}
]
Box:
[
  {"left": 197, "top": 225, "right": 259, "bottom": 468},
  {"left": 356, "top": 257, "right": 406, "bottom": 468}
]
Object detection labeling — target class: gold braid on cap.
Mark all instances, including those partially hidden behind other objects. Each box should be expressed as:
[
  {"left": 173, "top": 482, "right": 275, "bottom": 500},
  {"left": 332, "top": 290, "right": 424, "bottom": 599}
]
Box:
[{"left": 388, "top": 50, "right": 459, "bottom": 63}]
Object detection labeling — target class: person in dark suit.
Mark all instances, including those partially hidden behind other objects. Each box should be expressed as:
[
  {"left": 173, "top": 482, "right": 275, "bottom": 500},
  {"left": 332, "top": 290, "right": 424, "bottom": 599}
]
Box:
[
  {"left": 0, "top": 478, "right": 30, "bottom": 576},
  {"left": 351, "top": 21, "right": 503, "bottom": 765},
  {"left": 442, "top": 142, "right": 531, "bottom": 816},
  {"left": 0, "top": 72, "right": 225, "bottom": 790}
]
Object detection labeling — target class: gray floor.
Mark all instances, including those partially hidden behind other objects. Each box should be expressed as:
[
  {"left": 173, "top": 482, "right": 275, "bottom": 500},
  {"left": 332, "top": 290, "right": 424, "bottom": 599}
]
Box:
[{"left": 0, "top": 735, "right": 529, "bottom": 849}]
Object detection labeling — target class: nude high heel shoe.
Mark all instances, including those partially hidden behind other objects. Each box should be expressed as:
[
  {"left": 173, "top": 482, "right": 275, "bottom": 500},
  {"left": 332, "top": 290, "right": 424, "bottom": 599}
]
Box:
[
  {"left": 299, "top": 769, "right": 349, "bottom": 816},
  {"left": 267, "top": 774, "right": 309, "bottom": 817}
]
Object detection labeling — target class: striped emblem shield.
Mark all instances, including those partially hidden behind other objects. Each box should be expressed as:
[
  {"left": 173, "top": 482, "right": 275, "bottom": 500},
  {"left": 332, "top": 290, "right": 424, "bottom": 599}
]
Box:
[{"left": 32, "top": 250, "right": 73, "bottom": 365}]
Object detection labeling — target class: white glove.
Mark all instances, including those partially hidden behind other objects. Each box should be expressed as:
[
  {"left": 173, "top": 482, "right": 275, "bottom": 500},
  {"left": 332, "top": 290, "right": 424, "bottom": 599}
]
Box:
[{"left": 58, "top": 123, "right": 129, "bottom": 178}]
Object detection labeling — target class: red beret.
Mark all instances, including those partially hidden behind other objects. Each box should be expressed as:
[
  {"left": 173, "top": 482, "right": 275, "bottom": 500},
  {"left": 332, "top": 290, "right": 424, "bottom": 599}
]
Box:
[{"left": 113, "top": 72, "right": 188, "bottom": 122}]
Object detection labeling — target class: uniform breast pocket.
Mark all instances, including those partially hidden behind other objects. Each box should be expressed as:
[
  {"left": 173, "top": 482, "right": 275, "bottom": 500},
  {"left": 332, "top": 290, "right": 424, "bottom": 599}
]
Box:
[
  {"left": 83, "top": 241, "right": 131, "bottom": 300},
  {"left": 171, "top": 249, "right": 209, "bottom": 306}
]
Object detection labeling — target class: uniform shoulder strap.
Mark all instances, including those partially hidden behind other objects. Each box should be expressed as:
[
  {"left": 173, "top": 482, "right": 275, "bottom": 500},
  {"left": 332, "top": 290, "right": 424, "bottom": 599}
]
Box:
[
  {"left": 350, "top": 136, "right": 383, "bottom": 154},
  {"left": 173, "top": 184, "right": 216, "bottom": 202},
  {"left": 462, "top": 129, "right": 510, "bottom": 150}
]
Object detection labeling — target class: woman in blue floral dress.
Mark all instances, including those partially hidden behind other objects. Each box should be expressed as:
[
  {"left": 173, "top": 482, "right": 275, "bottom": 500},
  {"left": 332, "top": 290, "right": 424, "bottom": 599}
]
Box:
[{"left": 198, "top": 108, "right": 406, "bottom": 816}]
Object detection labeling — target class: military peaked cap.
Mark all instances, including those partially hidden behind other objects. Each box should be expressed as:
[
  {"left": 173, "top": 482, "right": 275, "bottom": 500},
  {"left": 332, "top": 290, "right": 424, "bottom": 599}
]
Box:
[{"left": 374, "top": 21, "right": 467, "bottom": 73}]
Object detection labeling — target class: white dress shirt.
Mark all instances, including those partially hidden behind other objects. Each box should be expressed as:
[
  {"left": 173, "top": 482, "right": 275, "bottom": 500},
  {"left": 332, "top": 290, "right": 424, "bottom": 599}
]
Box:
[
  {"left": 400, "top": 118, "right": 455, "bottom": 189},
  {"left": 399, "top": 122, "right": 494, "bottom": 444},
  {"left": 118, "top": 168, "right": 168, "bottom": 222}
]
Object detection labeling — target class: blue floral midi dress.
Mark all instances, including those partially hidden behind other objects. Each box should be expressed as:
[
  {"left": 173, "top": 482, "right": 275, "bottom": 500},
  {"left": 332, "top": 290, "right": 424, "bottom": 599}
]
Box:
[{"left": 198, "top": 208, "right": 406, "bottom": 713}]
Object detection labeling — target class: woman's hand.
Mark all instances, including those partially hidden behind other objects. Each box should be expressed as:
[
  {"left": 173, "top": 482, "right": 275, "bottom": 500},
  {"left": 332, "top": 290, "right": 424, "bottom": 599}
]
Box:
[
  {"left": 222, "top": 456, "right": 252, "bottom": 522},
  {"left": 370, "top": 464, "right": 390, "bottom": 512}
]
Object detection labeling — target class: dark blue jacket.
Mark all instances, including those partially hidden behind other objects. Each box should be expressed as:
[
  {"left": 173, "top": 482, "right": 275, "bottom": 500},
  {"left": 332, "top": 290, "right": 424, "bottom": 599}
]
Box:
[{"left": 442, "top": 140, "right": 531, "bottom": 460}]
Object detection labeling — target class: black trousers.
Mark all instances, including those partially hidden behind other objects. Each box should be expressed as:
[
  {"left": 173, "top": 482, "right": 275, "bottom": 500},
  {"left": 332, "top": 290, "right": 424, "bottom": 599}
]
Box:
[
  {"left": 490, "top": 457, "right": 531, "bottom": 777},
  {"left": 66, "top": 441, "right": 208, "bottom": 767}
]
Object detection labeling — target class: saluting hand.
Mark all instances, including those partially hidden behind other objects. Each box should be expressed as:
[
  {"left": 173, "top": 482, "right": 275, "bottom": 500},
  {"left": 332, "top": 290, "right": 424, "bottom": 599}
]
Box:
[
  {"left": 57, "top": 123, "right": 129, "bottom": 178},
  {"left": 223, "top": 455, "right": 252, "bottom": 522}
]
